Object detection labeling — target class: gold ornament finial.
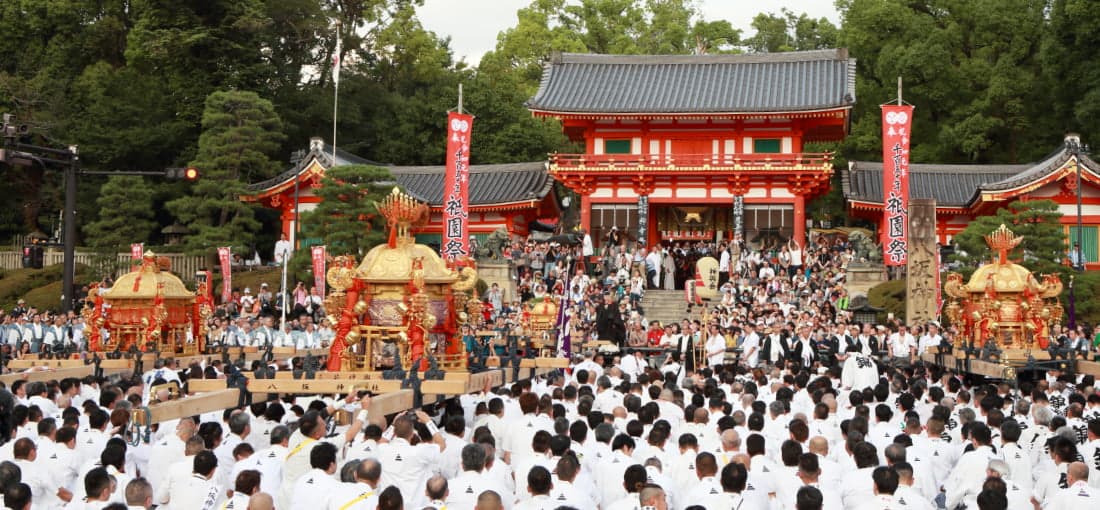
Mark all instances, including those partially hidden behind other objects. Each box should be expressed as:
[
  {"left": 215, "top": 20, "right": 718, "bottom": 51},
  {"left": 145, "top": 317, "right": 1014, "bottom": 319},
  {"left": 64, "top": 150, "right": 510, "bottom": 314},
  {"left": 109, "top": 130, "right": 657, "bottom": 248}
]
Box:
[
  {"left": 375, "top": 188, "right": 429, "bottom": 244},
  {"left": 984, "top": 224, "right": 1023, "bottom": 264}
]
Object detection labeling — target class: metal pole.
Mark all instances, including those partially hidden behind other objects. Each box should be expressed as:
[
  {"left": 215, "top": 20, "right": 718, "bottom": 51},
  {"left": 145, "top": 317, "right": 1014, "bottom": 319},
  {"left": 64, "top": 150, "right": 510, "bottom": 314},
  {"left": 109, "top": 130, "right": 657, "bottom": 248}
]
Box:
[
  {"left": 1077, "top": 154, "right": 1083, "bottom": 272},
  {"left": 332, "top": 20, "right": 341, "bottom": 166},
  {"left": 62, "top": 146, "right": 78, "bottom": 313},
  {"left": 293, "top": 171, "right": 300, "bottom": 249},
  {"left": 280, "top": 255, "right": 288, "bottom": 329}
]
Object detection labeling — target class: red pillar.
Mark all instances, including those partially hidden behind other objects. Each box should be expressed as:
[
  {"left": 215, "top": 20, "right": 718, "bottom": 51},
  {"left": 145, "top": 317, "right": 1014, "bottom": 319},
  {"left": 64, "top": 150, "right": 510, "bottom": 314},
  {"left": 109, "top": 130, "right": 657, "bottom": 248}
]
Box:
[
  {"left": 793, "top": 194, "right": 806, "bottom": 243},
  {"left": 280, "top": 208, "right": 293, "bottom": 240},
  {"left": 647, "top": 200, "right": 658, "bottom": 247},
  {"left": 580, "top": 193, "right": 592, "bottom": 234}
]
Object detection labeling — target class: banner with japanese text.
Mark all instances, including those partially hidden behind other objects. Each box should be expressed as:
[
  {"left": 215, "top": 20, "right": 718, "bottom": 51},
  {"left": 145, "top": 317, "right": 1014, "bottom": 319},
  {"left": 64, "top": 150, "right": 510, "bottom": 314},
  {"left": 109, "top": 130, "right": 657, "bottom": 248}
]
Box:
[
  {"left": 131, "top": 243, "right": 143, "bottom": 271},
  {"left": 881, "top": 105, "right": 913, "bottom": 265},
  {"left": 442, "top": 112, "right": 473, "bottom": 260},
  {"left": 217, "top": 247, "right": 232, "bottom": 304},
  {"left": 311, "top": 245, "right": 327, "bottom": 298}
]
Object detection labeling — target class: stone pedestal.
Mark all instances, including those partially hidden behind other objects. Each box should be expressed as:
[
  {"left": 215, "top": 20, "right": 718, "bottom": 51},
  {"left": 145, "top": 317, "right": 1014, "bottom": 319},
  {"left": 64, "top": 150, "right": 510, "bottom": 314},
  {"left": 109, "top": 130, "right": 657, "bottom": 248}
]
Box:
[
  {"left": 846, "top": 262, "right": 888, "bottom": 298},
  {"left": 477, "top": 262, "right": 514, "bottom": 301}
]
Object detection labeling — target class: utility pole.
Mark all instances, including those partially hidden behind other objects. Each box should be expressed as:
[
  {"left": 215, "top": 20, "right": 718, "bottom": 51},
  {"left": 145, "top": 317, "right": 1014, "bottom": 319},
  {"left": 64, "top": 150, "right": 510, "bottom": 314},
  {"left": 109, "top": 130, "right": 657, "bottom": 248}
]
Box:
[{"left": 63, "top": 145, "right": 78, "bottom": 313}]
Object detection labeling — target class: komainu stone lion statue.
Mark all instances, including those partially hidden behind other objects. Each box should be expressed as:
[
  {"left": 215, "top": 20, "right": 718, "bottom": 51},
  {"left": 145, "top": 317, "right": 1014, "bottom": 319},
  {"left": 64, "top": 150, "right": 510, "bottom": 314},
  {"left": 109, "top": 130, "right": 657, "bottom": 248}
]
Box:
[
  {"left": 475, "top": 227, "right": 510, "bottom": 260},
  {"left": 848, "top": 230, "right": 883, "bottom": 264}
]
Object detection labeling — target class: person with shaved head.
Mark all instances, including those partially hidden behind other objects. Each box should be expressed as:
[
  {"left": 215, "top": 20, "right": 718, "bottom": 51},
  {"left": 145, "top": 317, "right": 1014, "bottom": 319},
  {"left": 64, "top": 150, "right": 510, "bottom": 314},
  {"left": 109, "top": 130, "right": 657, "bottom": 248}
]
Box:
[
  {"left": 475, "top": 490, "right": 503, "bottom": 510},
  {"left": 1048, "top": 462, "right": 1098, "bottom": 506},
  {"left": 247, "top": 492, "right": 274, "bottom": 510},
  {"left": 423, "top": 475, "right": 449, "bottom": 509},
  {"left": 325, "top": 457, "right": 381, "bottom": 510}
]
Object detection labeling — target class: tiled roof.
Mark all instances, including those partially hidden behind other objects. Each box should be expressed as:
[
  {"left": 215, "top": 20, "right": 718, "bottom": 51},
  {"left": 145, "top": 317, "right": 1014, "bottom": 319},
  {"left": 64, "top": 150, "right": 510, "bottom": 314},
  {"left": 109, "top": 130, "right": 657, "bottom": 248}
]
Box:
[
  {"left": 390, "top": 162, "right": 553, "bottom": 206},
  {"left": 246, "top": 142, "right": 385, "bottom": 193},
  {"left": 245, "top": 141, "right": 552, "bottom": 206},
  {"left": 844, "top": 143, "right": 1100, "bottom": 208},
  {"left": 526, "top": 49, "right": 857, "bottom": 114},
  {"left": 844, "top": 162, "right": 1025, "bottom": 208}
]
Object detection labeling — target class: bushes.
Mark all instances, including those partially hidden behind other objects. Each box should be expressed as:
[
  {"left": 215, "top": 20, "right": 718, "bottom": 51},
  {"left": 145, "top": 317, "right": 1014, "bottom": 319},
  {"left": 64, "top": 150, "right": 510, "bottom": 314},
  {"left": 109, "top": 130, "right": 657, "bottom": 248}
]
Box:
[
  {"left": 0, "top": 264, "right": 93, "bottom": 311},
  {"left": 867, "top": 278, "right": 906, "bottom": 324}
]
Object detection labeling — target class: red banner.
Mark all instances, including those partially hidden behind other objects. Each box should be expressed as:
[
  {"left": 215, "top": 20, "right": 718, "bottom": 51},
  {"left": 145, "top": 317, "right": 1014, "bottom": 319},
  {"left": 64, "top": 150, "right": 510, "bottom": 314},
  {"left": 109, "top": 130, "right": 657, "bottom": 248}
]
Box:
[
  {"left": 442, "top": 112, "right": 473, "bottom": 259},
  {"left": 217, "top": 247, "right": 232, "bottom": 304},
  {"left": 311, "top": 245, "right": 326, "bottom": 298},
  {"left": 881, "top": 105, "right": 913, "bottom": 265},
  {"left": 130, "top": 243, "right": 143, "bottom": 271}
]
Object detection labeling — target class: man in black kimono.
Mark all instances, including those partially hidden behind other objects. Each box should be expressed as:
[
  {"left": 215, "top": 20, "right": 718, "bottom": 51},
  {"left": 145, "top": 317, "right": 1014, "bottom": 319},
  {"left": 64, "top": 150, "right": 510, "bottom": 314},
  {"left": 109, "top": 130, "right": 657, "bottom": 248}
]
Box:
[{"left": 595, "top": 293, "right": 625, "bottom": 348}]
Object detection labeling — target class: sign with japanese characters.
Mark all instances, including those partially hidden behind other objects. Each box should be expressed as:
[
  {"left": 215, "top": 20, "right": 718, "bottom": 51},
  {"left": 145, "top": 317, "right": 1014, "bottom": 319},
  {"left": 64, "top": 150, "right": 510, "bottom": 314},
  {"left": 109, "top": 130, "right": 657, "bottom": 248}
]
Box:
[
  {"left": 695, "top": 256, "right": 720, "bottom": 299},
  {"left": 217, "top": 247, "right": 232, "bottom": 303},
  {"left": 131, "top": 243, "right": 143, "bottom": 271},
  {"left": 881, "top": 105, "right": 913, "bottom": 265},
  {"left": 311, "top": 245, "right": 326, "bottom": 297},
  {"left": 442, "top": 112, "right": 473, "bottom": 260}
]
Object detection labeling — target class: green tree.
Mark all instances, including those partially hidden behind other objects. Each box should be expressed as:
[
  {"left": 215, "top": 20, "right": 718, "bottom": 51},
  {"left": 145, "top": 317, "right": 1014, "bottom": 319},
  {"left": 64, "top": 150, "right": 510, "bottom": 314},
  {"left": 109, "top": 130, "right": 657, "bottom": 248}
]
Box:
[
  {"left": 1041, "top": 0, "right": 1100, "bottom": 145},
  {"left": 745, "top": 9, "right": 838, "bottom": 53},
  {"left": 950, "top": 199, "right": 1067, "bottom": 279},
  {"left": 301, "top": 164, "right": 394, "bottom": 257},
  {"left": 82, "top": 176, "right": 157, "bottom": 276},
  {"left": 167, "top": 90, "right": 285, "bottom": 256},
  {"left": 837, "top": 0, "right": 1049, "bottom": 164},
  {"left": 478, "top": 0, "right": 587, "bottom": 92},
  {"left": 480, "top": 0, "right": 739, "bottom": 93}
]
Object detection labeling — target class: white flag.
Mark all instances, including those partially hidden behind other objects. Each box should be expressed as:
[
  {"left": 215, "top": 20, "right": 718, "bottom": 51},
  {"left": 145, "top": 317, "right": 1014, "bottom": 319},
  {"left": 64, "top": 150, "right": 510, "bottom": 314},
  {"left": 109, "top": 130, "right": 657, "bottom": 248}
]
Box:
[{"left": 333, "top": 32, "right": 341, "bottom": 86}]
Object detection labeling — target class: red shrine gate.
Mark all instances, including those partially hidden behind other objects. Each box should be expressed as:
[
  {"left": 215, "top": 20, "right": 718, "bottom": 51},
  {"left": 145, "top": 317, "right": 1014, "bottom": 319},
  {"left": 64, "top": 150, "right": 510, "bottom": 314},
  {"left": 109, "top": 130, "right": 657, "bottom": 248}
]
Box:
[{"left": 526, "top": 50, "right": 856, "bottom": 248}]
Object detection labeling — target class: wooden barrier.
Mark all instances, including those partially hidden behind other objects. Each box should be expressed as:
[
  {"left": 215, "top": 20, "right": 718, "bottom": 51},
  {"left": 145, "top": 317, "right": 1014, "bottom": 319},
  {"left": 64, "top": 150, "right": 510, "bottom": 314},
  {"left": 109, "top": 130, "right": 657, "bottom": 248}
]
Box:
[
  {"left": 920, "top": 352, "right": 1019, "bottom": 379},
  {"left": 188, "top": 368, "right": 507, "bottom": 397},
  {"left": 154, "top": 364, "right": 549, "bottom": 424},
  {"left": 185, "top": 379, "right": 229, "bottom": 392},
  {"left": 7, "top": 358, "right": 138, "bottom": 370},
  {"left": 536, "top": 358, "right": 570, "bottom": 368},
  {"left": 1076, "top": 361, "right": 1100, "bottom": 378},
  {"left": 368, "top": 390, "right": 415, "bottom": 416},
  {"left": 247, "top": 378, "right": 402, "bottom": 394},
  {"left": 8, "top": 359, "right": 91, "bottom": 370},
  {"left": 421, "top": 380, "right": 469, "bottom": 395},
  {"left": 147, "top": 389, "right": 242, "bottom": 423},
  {"left": 0, "top": 366, "right": 132, "bottom": 386}
]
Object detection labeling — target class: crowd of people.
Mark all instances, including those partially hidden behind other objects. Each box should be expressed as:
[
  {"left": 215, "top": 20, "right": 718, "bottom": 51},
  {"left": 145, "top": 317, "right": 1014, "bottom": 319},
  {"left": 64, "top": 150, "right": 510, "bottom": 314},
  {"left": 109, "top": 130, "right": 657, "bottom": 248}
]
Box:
[
  {"left": 1, "top": 229, "right": 1100, "bottom": 509},
  {"left": 0, "top": 278, "right": 334, "bottom": 363}
]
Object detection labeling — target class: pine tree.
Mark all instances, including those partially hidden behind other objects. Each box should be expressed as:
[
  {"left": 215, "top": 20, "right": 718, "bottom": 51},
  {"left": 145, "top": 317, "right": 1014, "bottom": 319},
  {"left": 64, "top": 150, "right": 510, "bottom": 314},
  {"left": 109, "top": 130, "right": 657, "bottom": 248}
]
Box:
[
  {"left": 301, "top": 164, "right": 395, "bottom": 258},
  {"left": 166, "top": 90, "right": 285, "bottom": 257},
  {"left": 950, "top": 199, "right": 1068, "bottom": 279},
  {"left": 83, "top": 176, "right": 157, "bottom": 276}
]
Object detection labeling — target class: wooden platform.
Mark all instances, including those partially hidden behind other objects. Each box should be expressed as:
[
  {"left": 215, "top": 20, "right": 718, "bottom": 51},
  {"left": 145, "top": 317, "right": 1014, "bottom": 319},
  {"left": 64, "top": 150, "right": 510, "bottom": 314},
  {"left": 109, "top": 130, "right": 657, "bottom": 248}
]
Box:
[
  {"left": 920, "top": 352, "right": 1100, "bottom": 379},
  {"left": 127, "top": 349, "right": 562, "bottom": 423},
  {"left": 186, "top": 368, "right": 508, "bottom": 397}
]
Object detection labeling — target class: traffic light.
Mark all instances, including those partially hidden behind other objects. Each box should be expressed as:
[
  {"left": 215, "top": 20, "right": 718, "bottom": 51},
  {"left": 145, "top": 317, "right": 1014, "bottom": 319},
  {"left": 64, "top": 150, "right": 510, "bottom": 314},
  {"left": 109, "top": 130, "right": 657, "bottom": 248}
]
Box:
[
  {"left": 166, "top": 166, "right": 200, "bottom": 181},
  {"left": 1, "top": 113, "right": 29, "bottom": 139}
]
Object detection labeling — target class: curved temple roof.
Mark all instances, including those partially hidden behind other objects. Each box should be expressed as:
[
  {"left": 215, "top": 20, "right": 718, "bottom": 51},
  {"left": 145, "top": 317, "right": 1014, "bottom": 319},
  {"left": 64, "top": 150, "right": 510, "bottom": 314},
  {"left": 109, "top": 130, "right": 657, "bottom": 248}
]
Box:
[
  {"left": 526, "top": 49, "right": 857, "bottom": 115},
  {"left": 244, "top": 141, "right": 553, "bottom": 207}
]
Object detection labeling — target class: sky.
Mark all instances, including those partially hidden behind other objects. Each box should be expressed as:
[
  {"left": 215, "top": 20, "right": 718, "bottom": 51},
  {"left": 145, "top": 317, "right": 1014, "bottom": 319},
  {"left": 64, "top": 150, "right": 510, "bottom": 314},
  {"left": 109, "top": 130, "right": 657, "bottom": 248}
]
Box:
[{"left": 416, "top": 0, "right": 841, "bottom": 65}]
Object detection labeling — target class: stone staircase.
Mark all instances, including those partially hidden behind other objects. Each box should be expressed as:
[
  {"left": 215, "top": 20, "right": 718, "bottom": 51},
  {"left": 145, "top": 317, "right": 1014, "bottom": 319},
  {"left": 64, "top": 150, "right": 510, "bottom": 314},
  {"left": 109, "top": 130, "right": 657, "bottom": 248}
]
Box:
[{"left": 638, "top": 290, "right": 693, "bottom": 327}]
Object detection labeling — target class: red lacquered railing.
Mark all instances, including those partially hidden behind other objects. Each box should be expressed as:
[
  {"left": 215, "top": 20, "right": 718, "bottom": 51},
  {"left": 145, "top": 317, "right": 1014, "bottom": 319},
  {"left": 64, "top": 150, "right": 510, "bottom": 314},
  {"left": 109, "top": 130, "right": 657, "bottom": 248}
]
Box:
[{"left": 549, "top": 152, "right": 833, "bottom": 172}]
